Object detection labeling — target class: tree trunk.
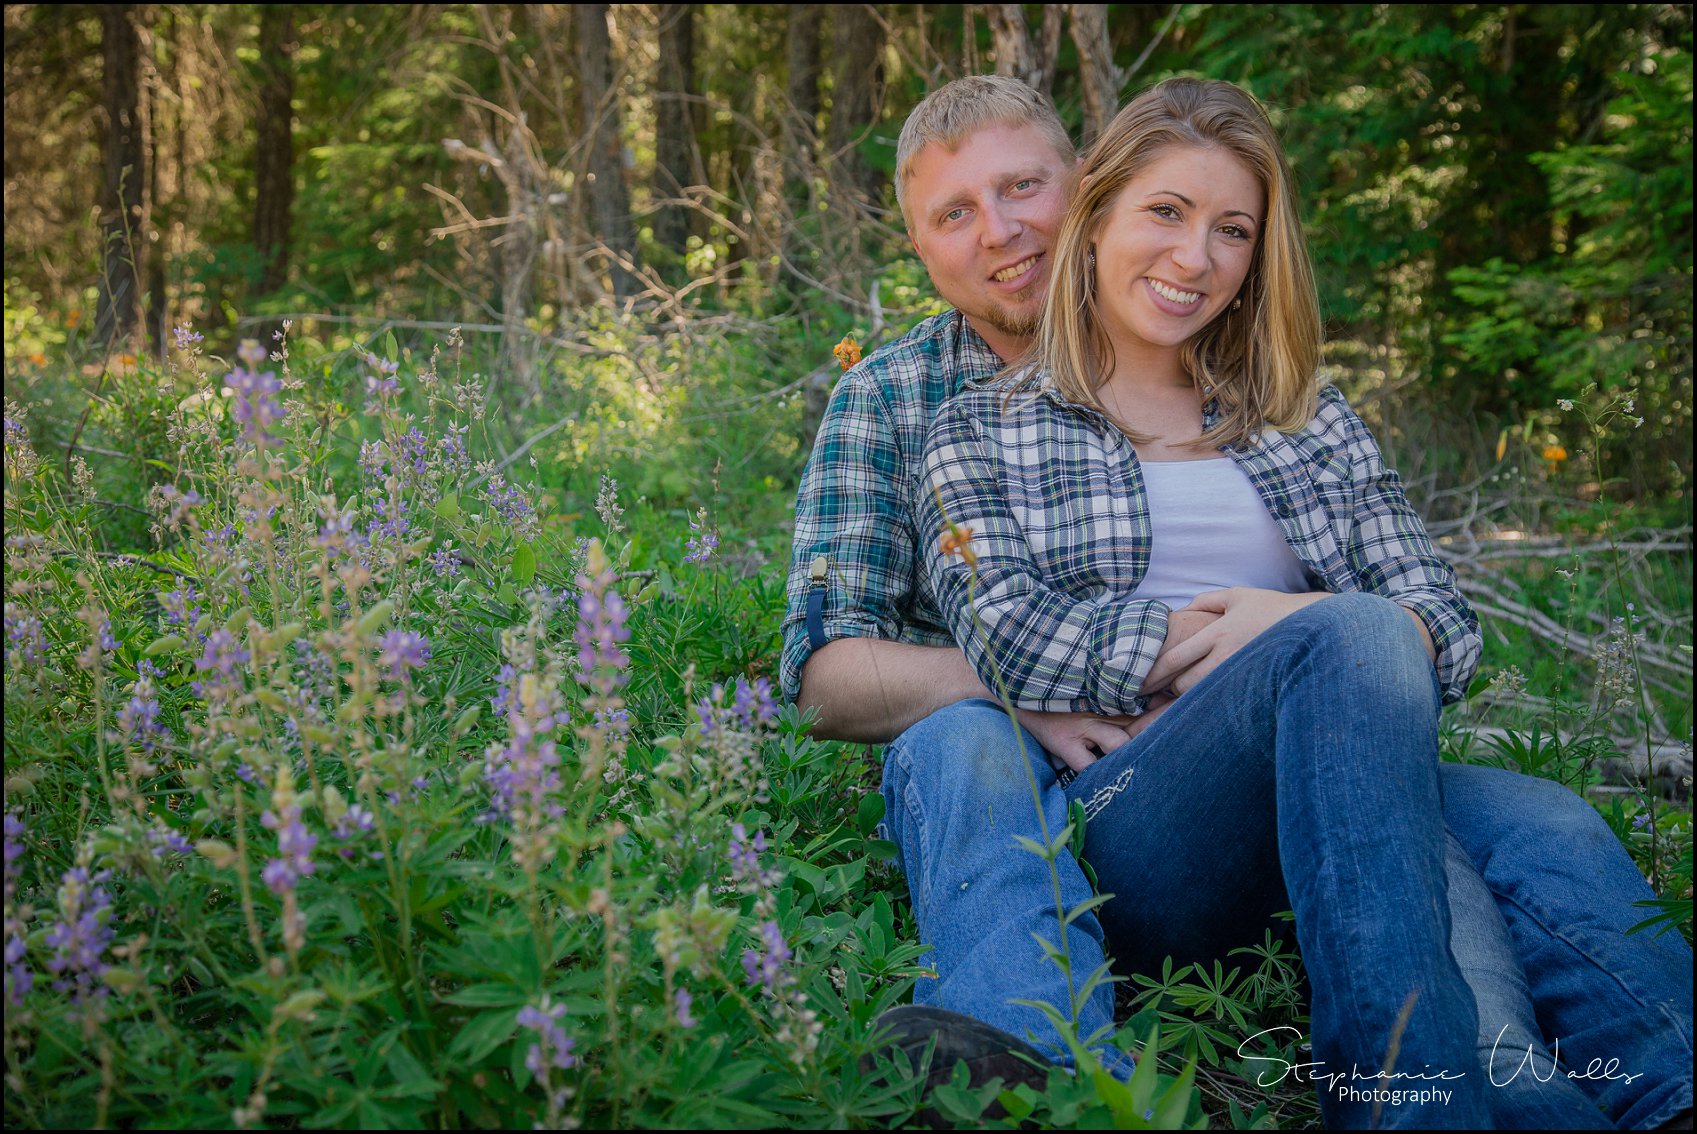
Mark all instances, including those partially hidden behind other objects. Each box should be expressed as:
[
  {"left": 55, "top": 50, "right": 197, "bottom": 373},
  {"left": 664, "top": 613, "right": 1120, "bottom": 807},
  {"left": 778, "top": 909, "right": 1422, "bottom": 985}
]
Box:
[
  {"left": 1069, "top": 4, "right": 1124, "bottom": 146},
  {"left": 784, "top": 5, "right": 823, "bottom": 173},
  {"left": 253, "top": 4, "right": 295, "bottom": 298},
  {"left": 144, "top": 12, "right": 167, "bottom": 359},
  {"left": 824, "top": 4, "right": 885, "bottom": 213},
  {"left": 781, "top": 4, "right": 824, "bottom": 275},
  {"left": 651, "top": 3, "right": 699, "bottom": 260},
  {"left": 984, "top": 4, "right": 1060, "bottom": 93},
  {"left": 95, "top": 4, "right": 143, "bottom": 349},
  {"left": 573, "top": 2, "right": 638, "bottom": 299}
]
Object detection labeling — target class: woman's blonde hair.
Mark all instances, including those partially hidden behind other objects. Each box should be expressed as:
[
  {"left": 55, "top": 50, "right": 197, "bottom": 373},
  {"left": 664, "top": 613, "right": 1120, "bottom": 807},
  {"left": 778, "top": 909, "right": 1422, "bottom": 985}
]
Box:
[{"left": 1027, "top": 77, "right": 1321, "bottom": 448}]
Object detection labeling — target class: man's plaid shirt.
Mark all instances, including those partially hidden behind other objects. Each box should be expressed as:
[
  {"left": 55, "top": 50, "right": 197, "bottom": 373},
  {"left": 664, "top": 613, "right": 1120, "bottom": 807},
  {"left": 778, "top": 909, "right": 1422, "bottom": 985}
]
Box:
[
  {"left": 781, "top": 311, "right": 1000, "bottom": 700},
  {"left": 919, "top": 379, "right": 1482, "bottom": 714}
]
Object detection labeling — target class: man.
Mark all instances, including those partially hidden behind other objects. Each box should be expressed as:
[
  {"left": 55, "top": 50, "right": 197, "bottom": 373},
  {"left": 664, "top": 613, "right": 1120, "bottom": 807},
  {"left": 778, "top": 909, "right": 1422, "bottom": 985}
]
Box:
[{"left": 782, "top": 75, "right": 1692, "bottom": 1127}]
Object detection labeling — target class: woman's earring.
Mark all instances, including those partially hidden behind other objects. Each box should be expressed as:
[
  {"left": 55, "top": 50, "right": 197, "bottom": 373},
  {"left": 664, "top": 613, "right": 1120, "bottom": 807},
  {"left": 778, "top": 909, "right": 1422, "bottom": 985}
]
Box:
[
  {"left": 1087, "top": 248, "right": 1097, "bottom": 270},
  {"left": 1230, "top": 297, "right": 1242, "bottom": 311}
]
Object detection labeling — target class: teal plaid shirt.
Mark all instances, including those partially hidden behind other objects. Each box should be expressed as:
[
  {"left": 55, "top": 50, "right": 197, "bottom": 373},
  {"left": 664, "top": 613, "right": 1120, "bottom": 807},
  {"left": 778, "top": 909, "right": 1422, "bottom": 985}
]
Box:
[
  {"left": 919, "top": 379, "right": 1482, "bottom": 713},
  {"left": 781, "top": 311, "right": 1000, "bottom": 700}
]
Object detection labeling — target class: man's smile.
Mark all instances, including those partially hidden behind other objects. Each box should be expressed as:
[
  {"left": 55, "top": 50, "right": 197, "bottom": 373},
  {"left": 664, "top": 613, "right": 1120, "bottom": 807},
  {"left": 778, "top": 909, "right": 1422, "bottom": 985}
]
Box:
[{"left": 991, "top": 254, "right": 1042, "bottom": 284}]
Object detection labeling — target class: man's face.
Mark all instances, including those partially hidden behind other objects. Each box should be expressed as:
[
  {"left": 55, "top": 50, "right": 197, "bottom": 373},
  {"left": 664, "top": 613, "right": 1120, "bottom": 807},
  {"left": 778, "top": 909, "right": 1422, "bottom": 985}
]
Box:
[{"left": 905, "top": 122, "right": 1072, "bottom": 360}]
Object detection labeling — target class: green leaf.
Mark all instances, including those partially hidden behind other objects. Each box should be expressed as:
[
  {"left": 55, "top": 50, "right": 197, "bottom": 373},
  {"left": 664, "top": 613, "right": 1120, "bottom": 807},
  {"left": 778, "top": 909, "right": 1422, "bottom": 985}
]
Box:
[
  {"left": 1068, "top": 799, "right": 1088, "bottom": 859},
  {"left": 445, "top": 1008, "right": 518, "bottom": 1065},
  {"left": 382, "top": 1041, "right": 444, "bottom": 1099},
  {"left": 511, "top": 542, "right": 536, "bottom": 586},
  {"left": 441, "top": 983, "right": 530, "bottom": 1008},
  {"left": 434, "top": 492, "right": 460, "bottom": 521},
  {"left": 862, "top": 838, "right": 900, "bottom": 861},
  {"left": 779, "top": 855, "right": 829, "bottom": 896},
  {"left": 145, "top": 634, "right": 187, "bottom": 656},
  {"left": 384, "top": 330, "right": 399, "bottom": 362},
  {"left": 856, "top": 792, "right": 886, "bottom": 837}
]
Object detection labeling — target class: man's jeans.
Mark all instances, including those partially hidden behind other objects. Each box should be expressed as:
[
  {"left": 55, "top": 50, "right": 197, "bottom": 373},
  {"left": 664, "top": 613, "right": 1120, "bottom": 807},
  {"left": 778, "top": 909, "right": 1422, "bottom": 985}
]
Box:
[{"left": 881, "top": 594, "right": 1692, "bottom": 1128}]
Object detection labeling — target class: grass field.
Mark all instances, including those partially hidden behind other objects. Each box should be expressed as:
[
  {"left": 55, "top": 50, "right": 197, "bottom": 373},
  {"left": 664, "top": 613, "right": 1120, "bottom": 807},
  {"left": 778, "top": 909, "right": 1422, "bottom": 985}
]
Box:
[{"left": 3, "top": 320, "right": 1689, "bottom": 1128}]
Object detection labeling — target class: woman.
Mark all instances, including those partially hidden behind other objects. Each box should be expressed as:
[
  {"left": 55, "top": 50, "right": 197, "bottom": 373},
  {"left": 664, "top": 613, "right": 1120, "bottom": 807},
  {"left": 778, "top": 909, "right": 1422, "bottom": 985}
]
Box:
[{"left": 919, "top": 78, "right": 1686, "bottom": 1130}]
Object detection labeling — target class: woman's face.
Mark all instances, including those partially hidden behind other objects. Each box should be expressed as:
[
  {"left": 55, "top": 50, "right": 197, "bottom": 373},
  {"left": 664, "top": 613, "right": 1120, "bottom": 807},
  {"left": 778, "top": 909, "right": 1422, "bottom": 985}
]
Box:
[{"left": 1090, "top": 144, "right": 1264, "bottom": 377}]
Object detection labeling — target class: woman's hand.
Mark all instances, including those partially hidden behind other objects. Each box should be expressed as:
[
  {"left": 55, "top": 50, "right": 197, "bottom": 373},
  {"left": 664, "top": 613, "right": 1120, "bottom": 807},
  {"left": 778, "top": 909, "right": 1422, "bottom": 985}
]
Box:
[{"left": 1142, "top": 588, "right": 1333, "bottom": 696}]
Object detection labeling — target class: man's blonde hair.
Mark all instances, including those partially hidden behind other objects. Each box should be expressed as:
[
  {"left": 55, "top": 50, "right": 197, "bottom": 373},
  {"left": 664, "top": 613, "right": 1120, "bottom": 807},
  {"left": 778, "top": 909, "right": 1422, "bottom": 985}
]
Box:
[
  {"left": 1028, "top": 77, "right": 1322, "bottom": 449},
  {"left": 895, "top": 75, "right": 1074, "bottom": 231}
]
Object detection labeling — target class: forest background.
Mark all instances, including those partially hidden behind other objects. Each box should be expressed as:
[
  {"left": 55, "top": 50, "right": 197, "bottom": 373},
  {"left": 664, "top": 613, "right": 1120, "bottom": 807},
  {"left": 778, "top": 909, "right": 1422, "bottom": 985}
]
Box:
[{"left": 2, "top": 4, "right": 1693, "bottom": 1129}]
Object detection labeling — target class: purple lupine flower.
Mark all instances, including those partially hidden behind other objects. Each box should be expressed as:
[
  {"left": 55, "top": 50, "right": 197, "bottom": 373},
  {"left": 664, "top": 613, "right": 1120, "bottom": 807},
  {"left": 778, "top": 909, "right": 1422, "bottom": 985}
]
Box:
[
  {"left": 4, "top": 812, "right": 31, "bottom": 1006},
  {"left": 517, "top": 998, "right": 578, "bottom": 1075},
  {"left": 490, "top": 662, "right": 519, "bottom": 718},
  {"left": 482, "top": 476, "right": 541, "bottom": 541},
  {"left": 732, "top": 678, "right": 777, "bottom": 728},
  {"left": 118, "top": 674, "right": 168, "bottom": 752},
  {"left": 437, "top": 425, "right": 471, "bottom": 476},
  {"left": 152, "top": 484, "right": 203, "bottom": 529},
  {"left": 728, "top": 823, "right": 767, "bottom": 883},
  {"left": 3, "top": 814, "right": 24, "bottom": 903},
  {"left": 427, "top": 545, "right": 461, "bottom": 579},
  {"left": 146, "top": 825, "right": 193, "bottom": 858},
  {"left": 378, "top": 629, "right": 431, "bottom": 682},
  {"left": 362, "top": 351, "right": 401, "bottom": 400},
  {"left": 367, "top": 495, "right": 412, "bottom": 541},
  {"left": 399, "top": 428, "right": 431, "bottom": 475},
  {"left": 4, "top": 603, "right": 47, "bottom": 667},
  {"left": 683, "top": 509, "right": 719, "bottom": 564},
  {"left": 358, "top": 439, "right": 389, "bottom": 479},
  {"left": 333, "top": 804, "right": 375, "bottom": 841},
  {"left": 45, "top": 866, "right": 114, "bottom": 1009},
  {"left": 3, "top": 932, "right": 28, "bottom": 1006},
  {"left": 482, "top": 687, "right": 565, "bottom": 828},
  {"left": 226, "top": 341, "right": 286, "bottom": 448},
  {"left": 592, "top": 706, "right": 630, "bottom": 736},
  {"left": 741, "top": 920, "right": 793, "bottom": 994},
  {"left": 171, "top": 324, "right": 204, "bottom": 352},
  {"left": 312, "top": 506, "right": 362, "bottom": 560},
  {"left": 260, "top": 795, "right": 317, "bottom": 895},
  {"left": 261, "top": 768, "right": 315, "bottom": 954},
  {"left": 1632, "top": 813, "right": 1652, "bottom": 831},
  {"left": 160, "top": 583, "right": 202, "bottom": 629},
  {"left": 193, "top": 629, "right": 249, "bottom": 697},
  {"left": 674, "top": 988, "right": 697, "bottom": 1029},
  {"left": 573, "top": 563, "right": 630, "bottom": 696},
  {"left": 95, "top": 614, "right": 118, "bottom": 653}
]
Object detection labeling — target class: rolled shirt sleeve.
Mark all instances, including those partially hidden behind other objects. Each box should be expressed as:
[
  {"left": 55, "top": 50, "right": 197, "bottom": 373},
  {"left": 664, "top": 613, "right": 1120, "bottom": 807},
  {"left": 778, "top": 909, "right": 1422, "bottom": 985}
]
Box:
[
  {"left": 1323, "top": 389, "right": 1482, "bottom": 702},
  {"left": 780, "top": 371, "right": 915, "bottom": 701}
]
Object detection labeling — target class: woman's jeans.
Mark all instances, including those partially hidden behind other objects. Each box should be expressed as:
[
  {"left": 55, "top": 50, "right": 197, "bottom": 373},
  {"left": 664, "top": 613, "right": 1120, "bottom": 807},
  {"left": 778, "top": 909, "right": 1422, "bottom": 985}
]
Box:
[{"left": 881, "top": 594, "right": 1693, "bottom": 1128}]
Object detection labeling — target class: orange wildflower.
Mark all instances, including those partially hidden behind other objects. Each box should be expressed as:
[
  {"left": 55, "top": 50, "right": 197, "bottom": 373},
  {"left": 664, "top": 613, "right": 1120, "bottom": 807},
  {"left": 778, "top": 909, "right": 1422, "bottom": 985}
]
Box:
[
  {"left": 832, "top": 335, "right": 861, "bottom": 371},
  {"left": 1541, "top": 445, "right": 1568, "bottom": 465},
  {"left": 939, "top": 521, "right": 977, "bottom": 569}
]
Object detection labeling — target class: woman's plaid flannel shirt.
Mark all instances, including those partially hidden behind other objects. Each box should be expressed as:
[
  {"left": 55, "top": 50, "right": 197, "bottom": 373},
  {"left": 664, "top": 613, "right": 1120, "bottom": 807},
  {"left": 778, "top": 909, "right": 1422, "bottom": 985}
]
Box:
[{"left": 918, "top": 380, "right": 1482, "bottom": 715}]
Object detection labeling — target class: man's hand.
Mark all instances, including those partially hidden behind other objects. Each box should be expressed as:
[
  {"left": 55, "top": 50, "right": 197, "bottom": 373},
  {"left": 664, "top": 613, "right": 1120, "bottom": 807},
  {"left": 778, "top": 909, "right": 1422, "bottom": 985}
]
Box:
[
  {"left": 1014, "top": 708, "right": 1138, "bottom": 773},
  {"left": 1143, "top": 588, "right": 1331, "bottom": 696}
]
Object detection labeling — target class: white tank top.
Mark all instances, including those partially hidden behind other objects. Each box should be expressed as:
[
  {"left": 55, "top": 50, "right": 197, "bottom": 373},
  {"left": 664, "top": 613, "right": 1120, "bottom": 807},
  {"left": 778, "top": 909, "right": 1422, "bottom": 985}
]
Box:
[{"left": 1130, "top": 457, "right": 1312, "bottom": 607}]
